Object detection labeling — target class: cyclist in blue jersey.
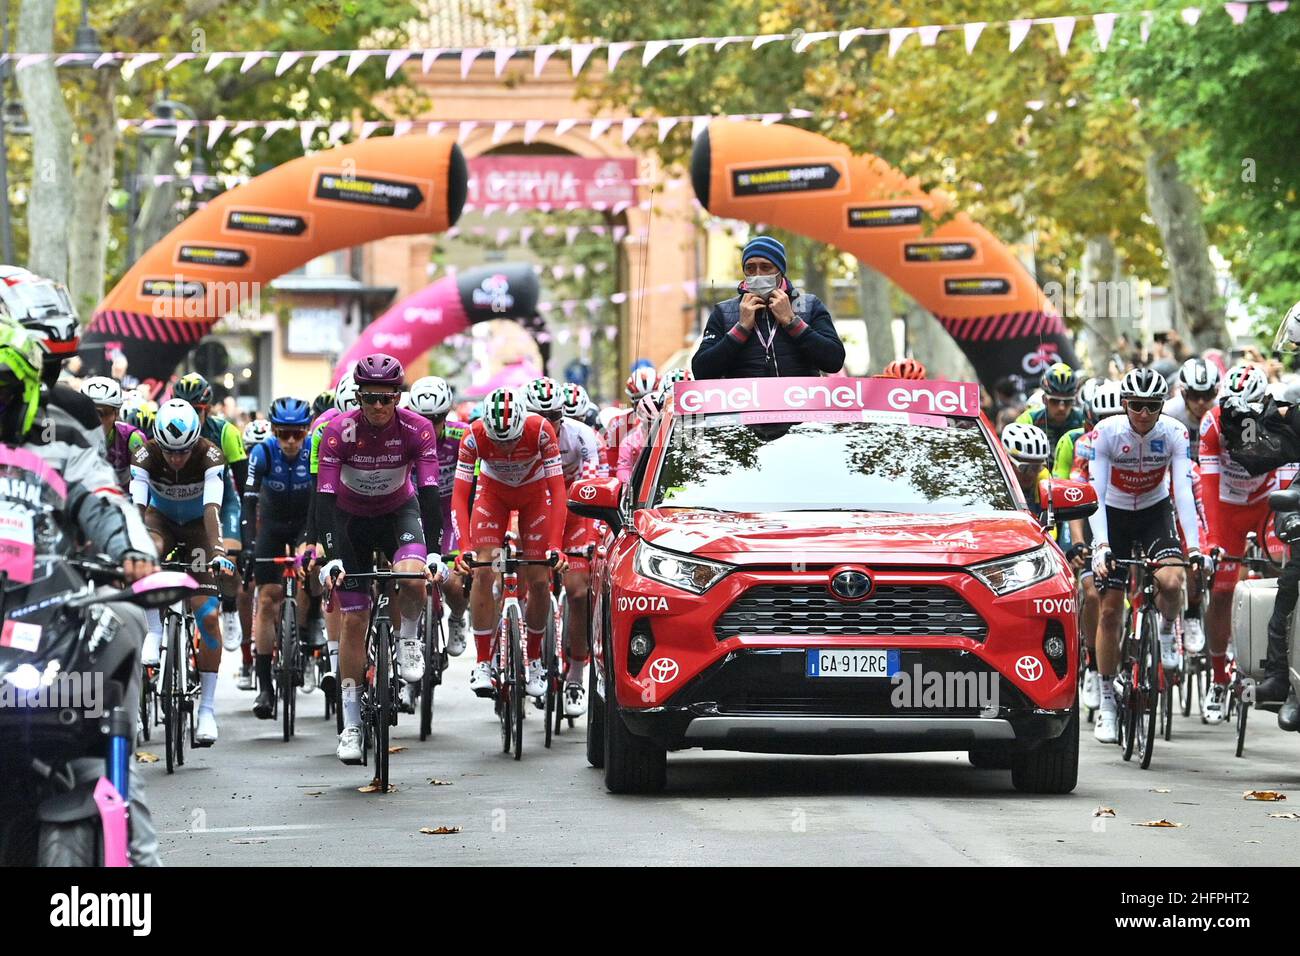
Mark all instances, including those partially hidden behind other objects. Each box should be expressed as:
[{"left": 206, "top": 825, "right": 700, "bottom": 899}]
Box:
[{"left": 241, "top": 397, "right": 316, "bottom": 719}]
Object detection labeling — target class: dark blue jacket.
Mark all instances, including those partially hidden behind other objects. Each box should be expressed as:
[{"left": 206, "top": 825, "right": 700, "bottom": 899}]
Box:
[{"left": 691, "top": 285, "right": 845, "bottom": 380}]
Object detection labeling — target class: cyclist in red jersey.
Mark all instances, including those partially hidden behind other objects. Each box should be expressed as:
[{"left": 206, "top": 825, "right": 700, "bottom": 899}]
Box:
[
  {"left": 452, "top": 387, "right": 569, "bottom": 699},
  {"left": 603, "top": 367, "right": 657, "bottom": 472}
]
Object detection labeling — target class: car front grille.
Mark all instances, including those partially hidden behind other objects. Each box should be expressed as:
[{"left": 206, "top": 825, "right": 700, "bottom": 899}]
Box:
[{"left": 714, "top": 584, "right": 987, "bottom": 641}]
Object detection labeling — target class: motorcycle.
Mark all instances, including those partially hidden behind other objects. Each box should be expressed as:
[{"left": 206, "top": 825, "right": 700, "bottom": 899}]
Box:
[
  {"left": 0, "top": 445, "right": 199, "bottom": 865},
  {"left": 1230, "top": 487, "right": 1300, "bottom": 739}
]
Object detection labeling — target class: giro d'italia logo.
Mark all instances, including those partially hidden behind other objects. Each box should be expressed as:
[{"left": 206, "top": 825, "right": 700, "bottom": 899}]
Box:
[{"left": 472, "top": 274, "right": 514, "bottom": 313}]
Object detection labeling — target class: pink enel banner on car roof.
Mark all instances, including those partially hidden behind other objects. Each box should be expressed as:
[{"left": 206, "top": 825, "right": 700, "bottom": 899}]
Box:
[{"left": 672, "top": 377, "right": 981, "bottom": 418}]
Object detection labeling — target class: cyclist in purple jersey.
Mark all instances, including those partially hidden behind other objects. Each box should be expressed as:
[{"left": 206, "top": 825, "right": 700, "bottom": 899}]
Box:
[
  {"left": 82, "top": 376, "right": 145, "bottom": 489},
  {"left": 408, "top": 376, "right": 471, "bottom": 655},
  {"left": 314, "top": 355, "right": 446, "bottom": 766}
]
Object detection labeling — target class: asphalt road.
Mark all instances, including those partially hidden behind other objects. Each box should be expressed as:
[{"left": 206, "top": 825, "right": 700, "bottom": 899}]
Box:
[{"left": 141, "top": 654, "right": 1300, "bottom": 866}]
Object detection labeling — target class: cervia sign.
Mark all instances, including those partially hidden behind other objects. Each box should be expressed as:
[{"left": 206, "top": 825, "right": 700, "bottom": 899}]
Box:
[{"left": 674, "top": 377, "right": 981, "bottom": 418}]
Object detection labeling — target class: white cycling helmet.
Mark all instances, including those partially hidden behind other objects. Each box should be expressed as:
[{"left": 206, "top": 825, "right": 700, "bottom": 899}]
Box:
[
  {"left": 1091, "top": 380, "right": 1124, "bottom": 419},
  {"left": 243, "top": 419, "right": 272, "bottom": 447},
  {"left": 1120, "top": 366, "right": 1169, "bottom": 401},
  {"left": 397, "top": 391, "right": 412, "bottom": 409},
  {"left": 335, "top": 373, "right": 359, "bottom": 413},
  {"left": 154, "top": 399, "right": 202, "bottom": 451},
  {"left": 624, "top": 367, "right": 657, "bottom": 402},
  {"left": 408, "top": 376, "right": 454, "bottom": 418},
  {"left": 561, "top": 382, "right": 589, "bottom": 419},
  {"left": 81, "top": 375, "right": 123, "bottom": 409},
  {"left": 1177, "top": 358, "right": 1221, "bottom": 394},
  {"left": 1224, "top": 364, "right": 1268, "bottom": 403},
  {"left": 524, "top": 376, "right": 565, "bottom": 415},
  {"left": 482, "top": 387, "right": 527, "bottom": 443},
  {"left": 1274, "top": 300, "right": 1300, "bottom": 355},
  {"left": 1000, "top": 422, "right": 1052, "bottom": 464}
]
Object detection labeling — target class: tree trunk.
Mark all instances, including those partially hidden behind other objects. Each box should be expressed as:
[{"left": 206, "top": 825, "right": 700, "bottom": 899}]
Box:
[
  {"left": 1143, "top": 146, "right": 1227, "bottom": 351},
  {"left": 15, "top": 0, "right": 74, "bottom": 281},
  {"left": 68, "top": 70, "right": 119, "bottom": 320},
  {"left": 1078, "top": 234, "right": 1122, "bottom": 374},
  {"left": 134, "top": 138, "right": 180, "bottom": 259},
  {"left": 904, "top": 297, "right": 978, "bottom": 382},
  {"left": 856, "top": 262, "right": 896, "bottom": 373}
]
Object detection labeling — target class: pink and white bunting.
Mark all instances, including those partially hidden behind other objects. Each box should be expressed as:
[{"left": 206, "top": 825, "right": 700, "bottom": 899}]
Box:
[{"left": 1093, "top": 12, "right": 1118, "bottom": 50}]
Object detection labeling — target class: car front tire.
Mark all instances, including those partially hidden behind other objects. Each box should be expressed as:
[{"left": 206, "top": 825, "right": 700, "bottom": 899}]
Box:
[
  {"left": 602, "top": 645, "right": 666, "bottom": 794},
  {"left": 1010, "top": 699, "right": 1080, "bottom": 794},
  {"left": 586, "top": 655, "right": 605, "bottom": 769}
]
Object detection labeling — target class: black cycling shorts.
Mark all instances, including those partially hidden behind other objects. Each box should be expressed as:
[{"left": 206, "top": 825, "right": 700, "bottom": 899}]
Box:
[
  {"left": 254, "top": 518, "right": 307, "bottom": 586},
  {"left": 1101, "top": 498, "right": 1184, "bottom": 591},
  {"left": 333, "top": 496, "right": 426, "bottom": 597}
]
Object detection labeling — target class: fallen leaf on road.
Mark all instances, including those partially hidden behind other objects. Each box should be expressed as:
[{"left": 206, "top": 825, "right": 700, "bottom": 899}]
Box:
[
  {"left": 1244, "top": 840, "right": 1262, "bottom": 844},
  {"left": 1149, "top": 788, "right": 1171, "bottom": 794},
  {"left": 1243, "top": 790, "right": 1287, "bottom": 801},
  {"left": 1267, "top": 812, "right": 1299, "bottom": 820},
  {"left": 428, "top": 778, "right": 453, "bottom": 786},
  {"left": 305, "top": 791, "right": 324, "bottom": 797},
  {"left": 418, "top": 826, "right": 461, "bottom": 835},
  {"left": 1133, "top": 820, "right": 1183, "bottom": 828},
  {"left": 388, "top": 746, "right": 407, "bottom": 754},
  {"left": 1093, "top": 806, "right": 1116, "bottom": 817},
  {"left": 134, "top": 751, "right": 159, "bottom": 763},
  {"left": 357, "top": 780, "right": 397, "bottom": 794}
]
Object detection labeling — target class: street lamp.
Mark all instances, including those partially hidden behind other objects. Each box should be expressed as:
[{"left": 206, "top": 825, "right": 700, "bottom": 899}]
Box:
[
  {"left": 126, "top": 97, "right": 210, "bottom": 265},
  {"left": 69, "top": 1, "right": 103, "bottom": 63}
]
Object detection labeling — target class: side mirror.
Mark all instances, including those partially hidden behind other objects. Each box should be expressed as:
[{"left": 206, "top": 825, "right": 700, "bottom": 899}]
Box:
[
  {"left": 1269, "top": 488, "right": 1300, "bottom": 513},
  {"left": 1038, "top": 478, "right": 1098, "bottom": 525},
  {"left": 568, "top": 477, "right": 624, "bottom": 533}
]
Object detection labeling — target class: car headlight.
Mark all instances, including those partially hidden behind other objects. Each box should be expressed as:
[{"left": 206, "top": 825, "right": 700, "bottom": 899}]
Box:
[
  {"left": 633, "top": 541, "right": 732, "bottom": 595},
  {"left": 969, "top": 546, "right": 1061, "bottom": 596}
]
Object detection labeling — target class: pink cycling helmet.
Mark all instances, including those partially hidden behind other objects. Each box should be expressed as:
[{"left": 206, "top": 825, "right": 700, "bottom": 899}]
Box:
[{"left": 353, "top": 353, "right": 405, "bottom": 388}]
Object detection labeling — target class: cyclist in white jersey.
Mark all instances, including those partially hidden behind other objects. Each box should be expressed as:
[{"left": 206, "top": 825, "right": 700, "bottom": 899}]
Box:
[
  {"left": 1088, "top": 367, "right": 1206, "bottom": 744},
  {"left": 525, "top": 378, "right": 603, "bottom": 715}
]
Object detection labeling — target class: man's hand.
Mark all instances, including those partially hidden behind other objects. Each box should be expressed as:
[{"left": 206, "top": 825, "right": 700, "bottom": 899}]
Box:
[
  {"left": 425, "top": 553, "right": 449, "bottom": 584},
  {"left": 122, "top": 553, "right": 158, "bottom": 583},
  {"left": 318, "top": 558, "right": 345, "bottom": 589},
  {"left": 1091, "top": 544, "right": 1113, "bottom": 580},
  {"left": 738, "top": 293, "right": 763, "bottom": 331},
  {"left": 767, "top": 287, "right": 795, "bottom": 326},
  {"left": 210, "top": 554, "right": 236, "bottom": 578},
  {"left": 453, "top": 552, "right": 472, "bottom": 576},
  {"left": 547, "top": 549, "right": 570, "bottom": 574}
]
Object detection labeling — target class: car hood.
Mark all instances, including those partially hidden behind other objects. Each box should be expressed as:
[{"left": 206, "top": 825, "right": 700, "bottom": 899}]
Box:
[{"left": 633, "top": 509, "right": 1047, "bottom": 567}]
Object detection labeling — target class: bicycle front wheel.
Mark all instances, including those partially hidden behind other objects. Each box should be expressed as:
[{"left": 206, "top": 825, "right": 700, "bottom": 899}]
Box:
[
  {"left": 508, "top": 605, "right": 524, "bottom": 760},
  {"left": 373, "top": 619, "right": 392, "bottom": 791},
  {"left": 162, "top": 615, "right": 179, "bottom": 773},
  {"left": 280, "top": 598, "right": 299, "bottom": 742},
  {"left": 543, "top": 598, "right": 557, "bottom": 749},
  {"left": 1137, "top": 609, "right": 1160, "bottom": 769}
]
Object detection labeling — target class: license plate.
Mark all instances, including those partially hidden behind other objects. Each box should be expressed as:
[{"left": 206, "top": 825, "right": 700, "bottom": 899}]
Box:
[{"left": 806, "top": 649, "right": 900, "bottom": 678}]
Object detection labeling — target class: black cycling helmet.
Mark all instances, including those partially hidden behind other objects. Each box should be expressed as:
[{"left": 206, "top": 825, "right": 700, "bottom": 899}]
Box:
[
  {"left": 1040, "top": 362, "right": 1080, "bottom": 398},
  {"left": 173, "top": 372, "right": 214, "bottom": 407},
  {"left": 269, "top": 396, "right": 312, "bottom": 427},
  {"left": 312, "top": 389, "right": 335, "bottom": 417}
]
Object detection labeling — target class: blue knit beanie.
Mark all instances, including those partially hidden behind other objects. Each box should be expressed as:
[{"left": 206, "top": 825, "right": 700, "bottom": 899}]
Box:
[{"left": 742, "top": 235, "right": 787, "bottom": 274}]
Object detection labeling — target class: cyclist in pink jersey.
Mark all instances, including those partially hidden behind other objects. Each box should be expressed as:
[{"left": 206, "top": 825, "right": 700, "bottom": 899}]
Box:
[{"left": 314, "top": 354, "right": 446, "bottom": 766}]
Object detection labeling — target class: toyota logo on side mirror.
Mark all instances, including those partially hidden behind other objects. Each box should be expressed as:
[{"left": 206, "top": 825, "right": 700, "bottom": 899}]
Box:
[
  {"left": 829, "top": 569, "right": 872, "bottom": 601},
  {"left": 1063, "top": 486, "right": 1083, "bottom": 503},
  {"left": 578, "top": 484, "right": 598, "bottom": 501}
]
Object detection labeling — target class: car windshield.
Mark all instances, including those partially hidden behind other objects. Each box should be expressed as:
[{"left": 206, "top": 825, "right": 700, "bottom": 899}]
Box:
[{"left": 650, "top": 415, "right": 1015, "bottom": 513}]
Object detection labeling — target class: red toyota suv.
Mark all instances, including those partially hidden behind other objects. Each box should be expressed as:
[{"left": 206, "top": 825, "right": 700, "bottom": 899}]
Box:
[{"left": 568, "top": 376, "right": 1097, "bottom": 795}]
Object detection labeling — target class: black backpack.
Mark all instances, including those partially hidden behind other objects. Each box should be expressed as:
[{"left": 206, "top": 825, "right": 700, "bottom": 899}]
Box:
[{"left": 1221, "top": 396, "right": 1300, "bottom": 476}]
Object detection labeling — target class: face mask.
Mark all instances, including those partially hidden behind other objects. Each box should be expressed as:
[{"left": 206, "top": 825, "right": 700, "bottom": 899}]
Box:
[{"left": 743, "top": 273, "right": 780, "bottom": 299}]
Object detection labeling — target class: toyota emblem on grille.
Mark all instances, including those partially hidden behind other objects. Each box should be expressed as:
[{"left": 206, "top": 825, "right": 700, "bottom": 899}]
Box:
[{"left": 830, "top": 570, "right": 872, "bottom": 601}]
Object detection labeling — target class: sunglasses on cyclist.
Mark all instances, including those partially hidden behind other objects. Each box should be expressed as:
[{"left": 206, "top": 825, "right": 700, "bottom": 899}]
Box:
[
  {"left": 274, "top": 428, "right": 306, "bottom": 441},
  {"left": 1184, "top": 389, "right": 1217, "bottom": 402},
  {"left": 1127, "top": 400, "right": 1163, "bottom": 414},
  {"left": 359, "top": 391, "right": 398, "bottom": 406}
]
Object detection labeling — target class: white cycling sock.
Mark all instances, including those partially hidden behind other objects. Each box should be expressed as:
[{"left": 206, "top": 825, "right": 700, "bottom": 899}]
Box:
[
  {"left": 143, "top": 608, "right": 163, "bottom": 662},
  {"left": 1099, "top": 674, "right": 1115, "bottom": 711},
  {"left": 342, "top": 683, "right": 361, "bottom": 727},
  {"left": 223, "top": 610, "right": 242, "bottom": 644},
  {"left": 199, "top": 672, "right": 218, "bottom": 715},
  {"left": 398, "top": 616, "right": 418, "bottom": 641},
  {"left": 328, "top": 640, "right": 339, "bottom": 676},
  {"left": 566, "top": 659, "right": 587, "bottom": 683}
]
